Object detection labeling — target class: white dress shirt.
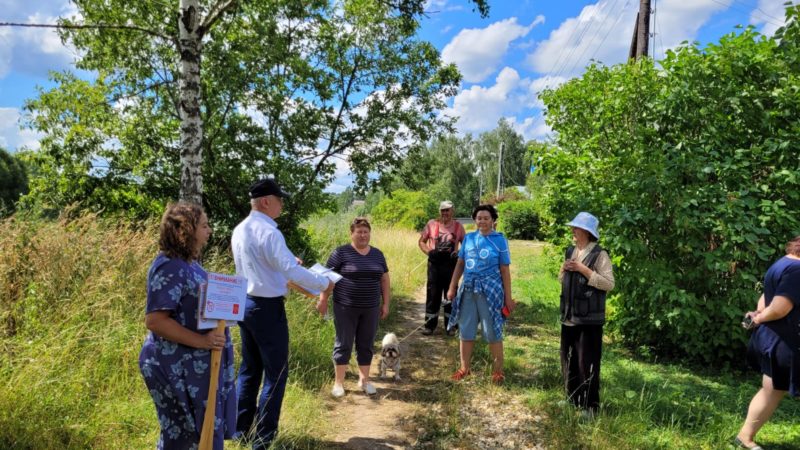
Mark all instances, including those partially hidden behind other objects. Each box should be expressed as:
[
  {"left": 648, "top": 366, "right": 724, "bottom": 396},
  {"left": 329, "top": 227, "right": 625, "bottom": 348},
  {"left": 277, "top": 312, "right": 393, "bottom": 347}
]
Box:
[{"left": 232, "top": 210, "right": 329, "bottom": 298}]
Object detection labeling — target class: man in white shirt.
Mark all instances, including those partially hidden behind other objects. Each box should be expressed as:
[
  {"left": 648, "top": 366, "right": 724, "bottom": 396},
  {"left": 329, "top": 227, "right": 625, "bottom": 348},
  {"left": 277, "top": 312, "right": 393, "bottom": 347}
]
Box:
[{"left": 231, "top": 178, "right": 334, "bottom": 449}]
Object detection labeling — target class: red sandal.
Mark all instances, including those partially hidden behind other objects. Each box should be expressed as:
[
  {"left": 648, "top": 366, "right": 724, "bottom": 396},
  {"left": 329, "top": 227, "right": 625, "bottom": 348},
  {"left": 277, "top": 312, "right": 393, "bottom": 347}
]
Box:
[
  {"left": 491, "top": 371, "right": 505, "bottom": 385},
  {"left": 451, "top": 368, "right": 470, "bottom": 381}
]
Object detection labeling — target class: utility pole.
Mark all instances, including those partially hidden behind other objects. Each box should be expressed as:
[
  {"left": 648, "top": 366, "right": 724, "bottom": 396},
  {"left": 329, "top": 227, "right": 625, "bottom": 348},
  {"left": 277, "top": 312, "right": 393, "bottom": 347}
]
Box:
[
  {"left": 628, "top": 0, "right": 651, "bottom": 60},
  {"left": 496, "top": 142, "right": 504, "bottom": 198}
]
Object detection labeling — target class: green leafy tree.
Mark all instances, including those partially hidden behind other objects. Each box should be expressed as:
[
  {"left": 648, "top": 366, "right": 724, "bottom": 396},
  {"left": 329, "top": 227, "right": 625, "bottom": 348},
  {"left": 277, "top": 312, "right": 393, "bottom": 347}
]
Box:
[
  {"left": 394, "top": 134, "right": 478, "bottom": 216},
  {"left": 20, "top": 0, "right": 488, "bottom": 237},
  {"left": 0, "top": 148, "right": 28, "bottom": 215},
  {"left": 496, "top": 200, "right": 539, "bottom": 240},
  {"left": 383, "top": 121, "right": 529, "bottom": 217},
  {"left": 536, "top": 6, "right": 800, "bottom": 363},
  {"left": 474, "top": 118, "right": 529, "bottom": 198},
  {"left": 371, "top": 189, "right": 436, "bottom": 230}
]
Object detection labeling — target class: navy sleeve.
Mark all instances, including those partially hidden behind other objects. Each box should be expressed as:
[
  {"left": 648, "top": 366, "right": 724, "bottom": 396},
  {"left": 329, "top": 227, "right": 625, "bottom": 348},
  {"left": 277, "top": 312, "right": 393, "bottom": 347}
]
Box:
[
  {"left": 326, "top": 246, "right": 343, "bottom": 271},
  {"left": 775, "top": 266, "right": 800, "bottom": 306},
  {"left": 377, "top": 249, "right": 389, "bottom": 273},
  {"left": 145, "top": 258, "right": 186, "bottom": 313}
]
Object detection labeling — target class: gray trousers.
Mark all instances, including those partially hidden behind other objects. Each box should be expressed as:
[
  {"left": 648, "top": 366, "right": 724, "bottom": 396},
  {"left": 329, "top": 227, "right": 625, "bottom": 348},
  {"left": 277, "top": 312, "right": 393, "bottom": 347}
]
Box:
[{"left": 332, "top": 302, "right": 381, "bottom": 366}]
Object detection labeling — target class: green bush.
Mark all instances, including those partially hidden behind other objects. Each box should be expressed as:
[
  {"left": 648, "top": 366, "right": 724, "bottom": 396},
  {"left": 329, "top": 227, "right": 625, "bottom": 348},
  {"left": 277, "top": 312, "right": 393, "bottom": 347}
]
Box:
[
  {"left": 536, "top": 8, "right": 800, "bottom": 364},
  {"left": 0, "top": 148, "right": 28, "bottom": 216},
  {"left": 497, "top": 200, "right": 540, "bottom": 240},
  {"left": 371, "top": 189, "right": 436, "bottom": 231}
]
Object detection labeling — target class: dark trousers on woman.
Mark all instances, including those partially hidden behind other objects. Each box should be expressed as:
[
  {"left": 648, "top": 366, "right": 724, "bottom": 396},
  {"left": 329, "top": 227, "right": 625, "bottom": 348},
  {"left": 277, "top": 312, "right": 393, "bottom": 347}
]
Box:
[
  {"left": 425, "top": 258, "right": 457, "bottom": 332},
  {"left": 560, "top": 324, "right": 603, "bottom": 411},
  {"left": 237, "top": 296, "right": 289, "bottom": 450},
  {"left": 332, "top": 302, "right": 381, "bottom": 365}
]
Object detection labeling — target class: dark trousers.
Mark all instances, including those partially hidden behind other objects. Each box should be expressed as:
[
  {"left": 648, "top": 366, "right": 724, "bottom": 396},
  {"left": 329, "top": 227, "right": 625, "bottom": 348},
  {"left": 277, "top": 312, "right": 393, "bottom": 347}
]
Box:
[
  {"left": 332, "top": 302, "right": 381, "bottom": 365},
  {"left": 560, "top": 324, "right": 603, "bottom": 411},
  {"left": 237, "top": 296, "right": 288, "bottom": 450},
  {"left": 425, "top": 259, "right": 457, "bottom": 331}
]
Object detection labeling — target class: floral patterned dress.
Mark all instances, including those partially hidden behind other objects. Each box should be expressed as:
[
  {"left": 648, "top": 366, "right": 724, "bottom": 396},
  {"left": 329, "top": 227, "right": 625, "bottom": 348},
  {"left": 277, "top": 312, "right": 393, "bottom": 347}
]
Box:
[{"left": 138, "top": 254, "right": 237, "bottom": 450}]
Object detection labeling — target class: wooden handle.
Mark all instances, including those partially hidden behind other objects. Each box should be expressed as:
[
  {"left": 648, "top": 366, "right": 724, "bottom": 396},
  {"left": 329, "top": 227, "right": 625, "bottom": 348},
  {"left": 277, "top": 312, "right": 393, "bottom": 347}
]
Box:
[
  {"left": 199, "top": 320, "right": 226, "bottom": 450},
  {"left": 287, "top": 280, "right": 317, "bottom": 298}
]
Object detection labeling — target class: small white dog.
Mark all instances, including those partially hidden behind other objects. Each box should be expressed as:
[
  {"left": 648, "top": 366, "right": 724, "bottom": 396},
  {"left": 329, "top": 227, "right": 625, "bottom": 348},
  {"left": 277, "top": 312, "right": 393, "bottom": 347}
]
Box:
[{"left": 379, "top": 332, "right": 402, "bottom": 381}]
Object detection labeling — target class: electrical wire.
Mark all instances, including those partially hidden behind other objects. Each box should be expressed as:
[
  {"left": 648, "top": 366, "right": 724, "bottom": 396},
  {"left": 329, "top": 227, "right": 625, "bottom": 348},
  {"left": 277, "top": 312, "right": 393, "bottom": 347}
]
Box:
[
  {"left": 564, "top": 0, "right": 627, "bottom": 76},
  {"left": 551, "top": 0, "right": 609, "bottom": 79}
]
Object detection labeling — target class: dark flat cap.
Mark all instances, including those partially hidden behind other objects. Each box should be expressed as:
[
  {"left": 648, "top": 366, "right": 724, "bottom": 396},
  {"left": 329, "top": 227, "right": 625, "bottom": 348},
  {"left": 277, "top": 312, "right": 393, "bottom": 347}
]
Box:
[{"left": 248, "top": 178, "right": 290, "bottom": 199}]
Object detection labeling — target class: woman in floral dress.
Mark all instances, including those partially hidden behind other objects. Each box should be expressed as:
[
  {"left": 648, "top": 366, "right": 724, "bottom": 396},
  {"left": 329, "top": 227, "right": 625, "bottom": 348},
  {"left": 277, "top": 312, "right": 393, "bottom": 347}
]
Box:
[{"left": 139, "top": 202, "right": 237, "bottom": 449}]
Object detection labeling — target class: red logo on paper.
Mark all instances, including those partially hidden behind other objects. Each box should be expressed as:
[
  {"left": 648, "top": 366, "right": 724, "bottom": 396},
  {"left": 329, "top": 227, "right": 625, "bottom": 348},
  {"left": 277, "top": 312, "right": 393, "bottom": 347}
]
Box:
[{"left": 233, "top": 304, "right": 239, "bottom": 314}]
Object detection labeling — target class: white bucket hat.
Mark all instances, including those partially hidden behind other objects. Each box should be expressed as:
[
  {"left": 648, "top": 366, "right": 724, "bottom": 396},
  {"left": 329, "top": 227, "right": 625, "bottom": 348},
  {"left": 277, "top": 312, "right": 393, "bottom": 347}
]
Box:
[
  {"left": 567, "top": 212, "right": 600, "bottom": 239},
  {"left": 439, "top": 200, "right": 454, "bottom": 210}
]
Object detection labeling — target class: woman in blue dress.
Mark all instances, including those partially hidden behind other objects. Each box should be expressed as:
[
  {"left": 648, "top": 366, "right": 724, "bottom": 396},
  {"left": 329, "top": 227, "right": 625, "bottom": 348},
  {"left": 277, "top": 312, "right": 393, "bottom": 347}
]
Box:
[
  {"left": 446, "top": 204, "right": 516, "bottom": 384},
  {"left": 139, "top": 202, "right": 237, "bottom": 450},
  {"left": 734, "top": 236, "right": 800, "bottom": 450}
]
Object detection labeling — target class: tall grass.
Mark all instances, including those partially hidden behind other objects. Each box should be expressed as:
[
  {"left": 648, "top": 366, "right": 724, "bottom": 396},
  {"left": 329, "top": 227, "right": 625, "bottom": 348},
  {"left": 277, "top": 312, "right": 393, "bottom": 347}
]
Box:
[
  {"left": 0, "top": 211, "right": 428, "bottom": 449},
  {"left": 0, "top": 212, "right": 157, "bottom": 449},
  {"left": 503, "top": 240, "right": 800, "bottom": 450}
]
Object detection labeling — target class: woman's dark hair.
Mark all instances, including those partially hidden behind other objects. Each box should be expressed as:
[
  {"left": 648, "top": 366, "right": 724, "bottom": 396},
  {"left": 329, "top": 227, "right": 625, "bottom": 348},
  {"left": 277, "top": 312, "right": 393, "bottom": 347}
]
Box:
[
  {"left": 787, "top": 236, "right": 800, "bottom": 257},
  {"left": 159, "top": 202, "right": 205, "bottom": 261},
  {"left": 350, "top": 216, "right": 372, "bottom": 233},
  {"left": 471, "top": 204, "right": 498, "bottom": 221}
]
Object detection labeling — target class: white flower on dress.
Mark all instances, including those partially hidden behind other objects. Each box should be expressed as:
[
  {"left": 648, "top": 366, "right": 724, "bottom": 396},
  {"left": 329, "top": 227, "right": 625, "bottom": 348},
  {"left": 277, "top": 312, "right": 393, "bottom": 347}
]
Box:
[
  {"left": 193, "top": 360, "right": 208, "bottom": 374},
  {"left": 160, "top": 340, "right": 178, "bottom": 355},
  {"left": 150, "top": 271, "right": 172, "bottom": 291}
]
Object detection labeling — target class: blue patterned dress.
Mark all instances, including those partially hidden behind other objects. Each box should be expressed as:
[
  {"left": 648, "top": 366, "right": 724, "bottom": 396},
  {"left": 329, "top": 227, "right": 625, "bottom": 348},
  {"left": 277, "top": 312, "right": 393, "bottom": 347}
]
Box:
[{"left": 138, "top": 254, "right": 237, "bottom": 450}]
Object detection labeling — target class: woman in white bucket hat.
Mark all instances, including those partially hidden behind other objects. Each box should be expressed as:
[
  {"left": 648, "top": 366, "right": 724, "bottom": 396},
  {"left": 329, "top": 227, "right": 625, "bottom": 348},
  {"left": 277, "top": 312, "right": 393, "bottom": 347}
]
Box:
[{"left": 559, "top": 212, "right": 615, "bottom": 417}]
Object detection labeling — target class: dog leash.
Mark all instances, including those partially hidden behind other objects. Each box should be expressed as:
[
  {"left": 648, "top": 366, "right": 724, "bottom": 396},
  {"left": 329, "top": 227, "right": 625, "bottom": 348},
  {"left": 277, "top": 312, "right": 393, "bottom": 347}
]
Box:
[{"left": 398, "top": 322, "right": 429, "bottom": 343}]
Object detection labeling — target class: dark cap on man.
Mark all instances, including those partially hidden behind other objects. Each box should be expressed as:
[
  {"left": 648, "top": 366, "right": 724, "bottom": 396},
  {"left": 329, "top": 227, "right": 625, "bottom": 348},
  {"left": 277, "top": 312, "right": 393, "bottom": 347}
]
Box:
[{"left": 248, "top": 178, "right": 291, "bottom": 199}]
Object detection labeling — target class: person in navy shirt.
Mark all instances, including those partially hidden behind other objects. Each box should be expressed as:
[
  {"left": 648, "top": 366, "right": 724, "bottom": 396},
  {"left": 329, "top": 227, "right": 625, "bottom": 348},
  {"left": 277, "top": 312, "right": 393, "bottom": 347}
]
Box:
[
  {"left": 317, "top": 217, "right": 391, "bottom": 397},
  {"left": 735, "top": 236, "right": 800, "bottom": 450}
]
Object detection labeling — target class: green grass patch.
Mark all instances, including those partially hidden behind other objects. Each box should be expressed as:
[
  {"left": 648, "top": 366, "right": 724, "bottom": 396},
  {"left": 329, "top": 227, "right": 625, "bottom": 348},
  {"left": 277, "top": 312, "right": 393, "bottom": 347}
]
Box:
[{"left": 501, "top": 240, "right": 800, "bottom": 450}]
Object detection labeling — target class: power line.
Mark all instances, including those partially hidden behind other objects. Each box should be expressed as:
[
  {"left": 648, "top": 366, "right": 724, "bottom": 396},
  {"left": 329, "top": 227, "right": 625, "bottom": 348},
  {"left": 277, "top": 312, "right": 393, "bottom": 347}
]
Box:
[
  {"left": 565, "top": 0, "right": 626, "bottom": 76},
  {"left": 590, "top": 0, "right": 632, "bottom": 64},
  {"left": 651, "top": 0, "right": 657, "bottom": 59},
  {"left": 552, "top": 0, "right": 608, "bottom": 80},
  {"left": 708, "top": 0, "right": 786, "bottom": 29},
  {"left": 731, "top": 0, "right": 788, "bottom": 24}
]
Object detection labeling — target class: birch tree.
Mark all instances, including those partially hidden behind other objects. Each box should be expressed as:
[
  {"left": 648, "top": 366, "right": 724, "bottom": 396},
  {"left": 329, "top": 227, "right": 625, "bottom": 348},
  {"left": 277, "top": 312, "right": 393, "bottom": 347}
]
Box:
[{"left": 19, "top": 0, "right": 489, "bottom": 232}]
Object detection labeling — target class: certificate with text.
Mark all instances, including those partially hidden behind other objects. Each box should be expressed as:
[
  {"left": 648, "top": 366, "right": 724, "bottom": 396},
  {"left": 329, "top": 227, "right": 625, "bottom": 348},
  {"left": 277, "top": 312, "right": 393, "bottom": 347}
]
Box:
[{"left": 200, "top": 272, "right": 247, "bottom": 323}]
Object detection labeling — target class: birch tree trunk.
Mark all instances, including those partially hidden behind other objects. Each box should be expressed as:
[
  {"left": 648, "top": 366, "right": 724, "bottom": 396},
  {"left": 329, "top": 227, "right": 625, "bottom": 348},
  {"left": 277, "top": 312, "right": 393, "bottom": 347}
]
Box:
[{"left": 178, "top": 0, "right": 204, "bottom": 205}]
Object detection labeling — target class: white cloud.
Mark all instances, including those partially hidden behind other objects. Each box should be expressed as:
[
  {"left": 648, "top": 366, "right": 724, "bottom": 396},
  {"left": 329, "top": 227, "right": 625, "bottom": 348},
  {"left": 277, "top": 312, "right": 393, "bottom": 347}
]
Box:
[
  {"left": 506, "top": 115, "right": 552, "bottom": 141},
  {"left": 527, "top": 75, "right": 567, "bottom": 108},
  {"left": 0, "top": 107, "right": 42, "bottom": 151},
  {"left": 442, "top": 67, "right": 529, "bottom": 132},
  {"left": 528, "top": 0, "right": 728, "bottom": 77},
  {"left": 0, "top": 1, "right": 79, "bottom": 79},
  {"left": 443, "top": 16, "right": 544, "bottom": 83},
  {"left": 324, "top": 159, "right": 353, "bottom": 193},
  {"left": 750, "top": 0, "right": 789, "bottom": 36}
]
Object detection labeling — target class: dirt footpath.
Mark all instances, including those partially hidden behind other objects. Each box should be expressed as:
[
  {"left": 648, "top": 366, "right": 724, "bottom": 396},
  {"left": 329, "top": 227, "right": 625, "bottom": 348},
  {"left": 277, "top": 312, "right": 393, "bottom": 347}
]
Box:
[
  {"left": 323, "top": 290, "right": 432, "bottom": 449},
  {"left": 321, "top": 289, "right": 546, "bottom": 450}
]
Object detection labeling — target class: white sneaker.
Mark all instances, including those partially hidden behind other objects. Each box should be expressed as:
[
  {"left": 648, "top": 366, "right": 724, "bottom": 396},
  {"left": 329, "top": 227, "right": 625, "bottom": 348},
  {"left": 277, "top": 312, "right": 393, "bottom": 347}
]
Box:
[
  {"left": 331, "top": 383, "right": 345, "bottom": 398},
  {"left": 359, "top": 381, "right": 377, "bottom": 395}
]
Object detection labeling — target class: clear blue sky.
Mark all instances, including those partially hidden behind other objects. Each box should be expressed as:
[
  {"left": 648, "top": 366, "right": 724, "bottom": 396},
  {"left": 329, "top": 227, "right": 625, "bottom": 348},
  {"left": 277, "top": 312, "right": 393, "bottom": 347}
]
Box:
[{"left": 0, "top": 0, "right": 793, "bottom": 191}]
